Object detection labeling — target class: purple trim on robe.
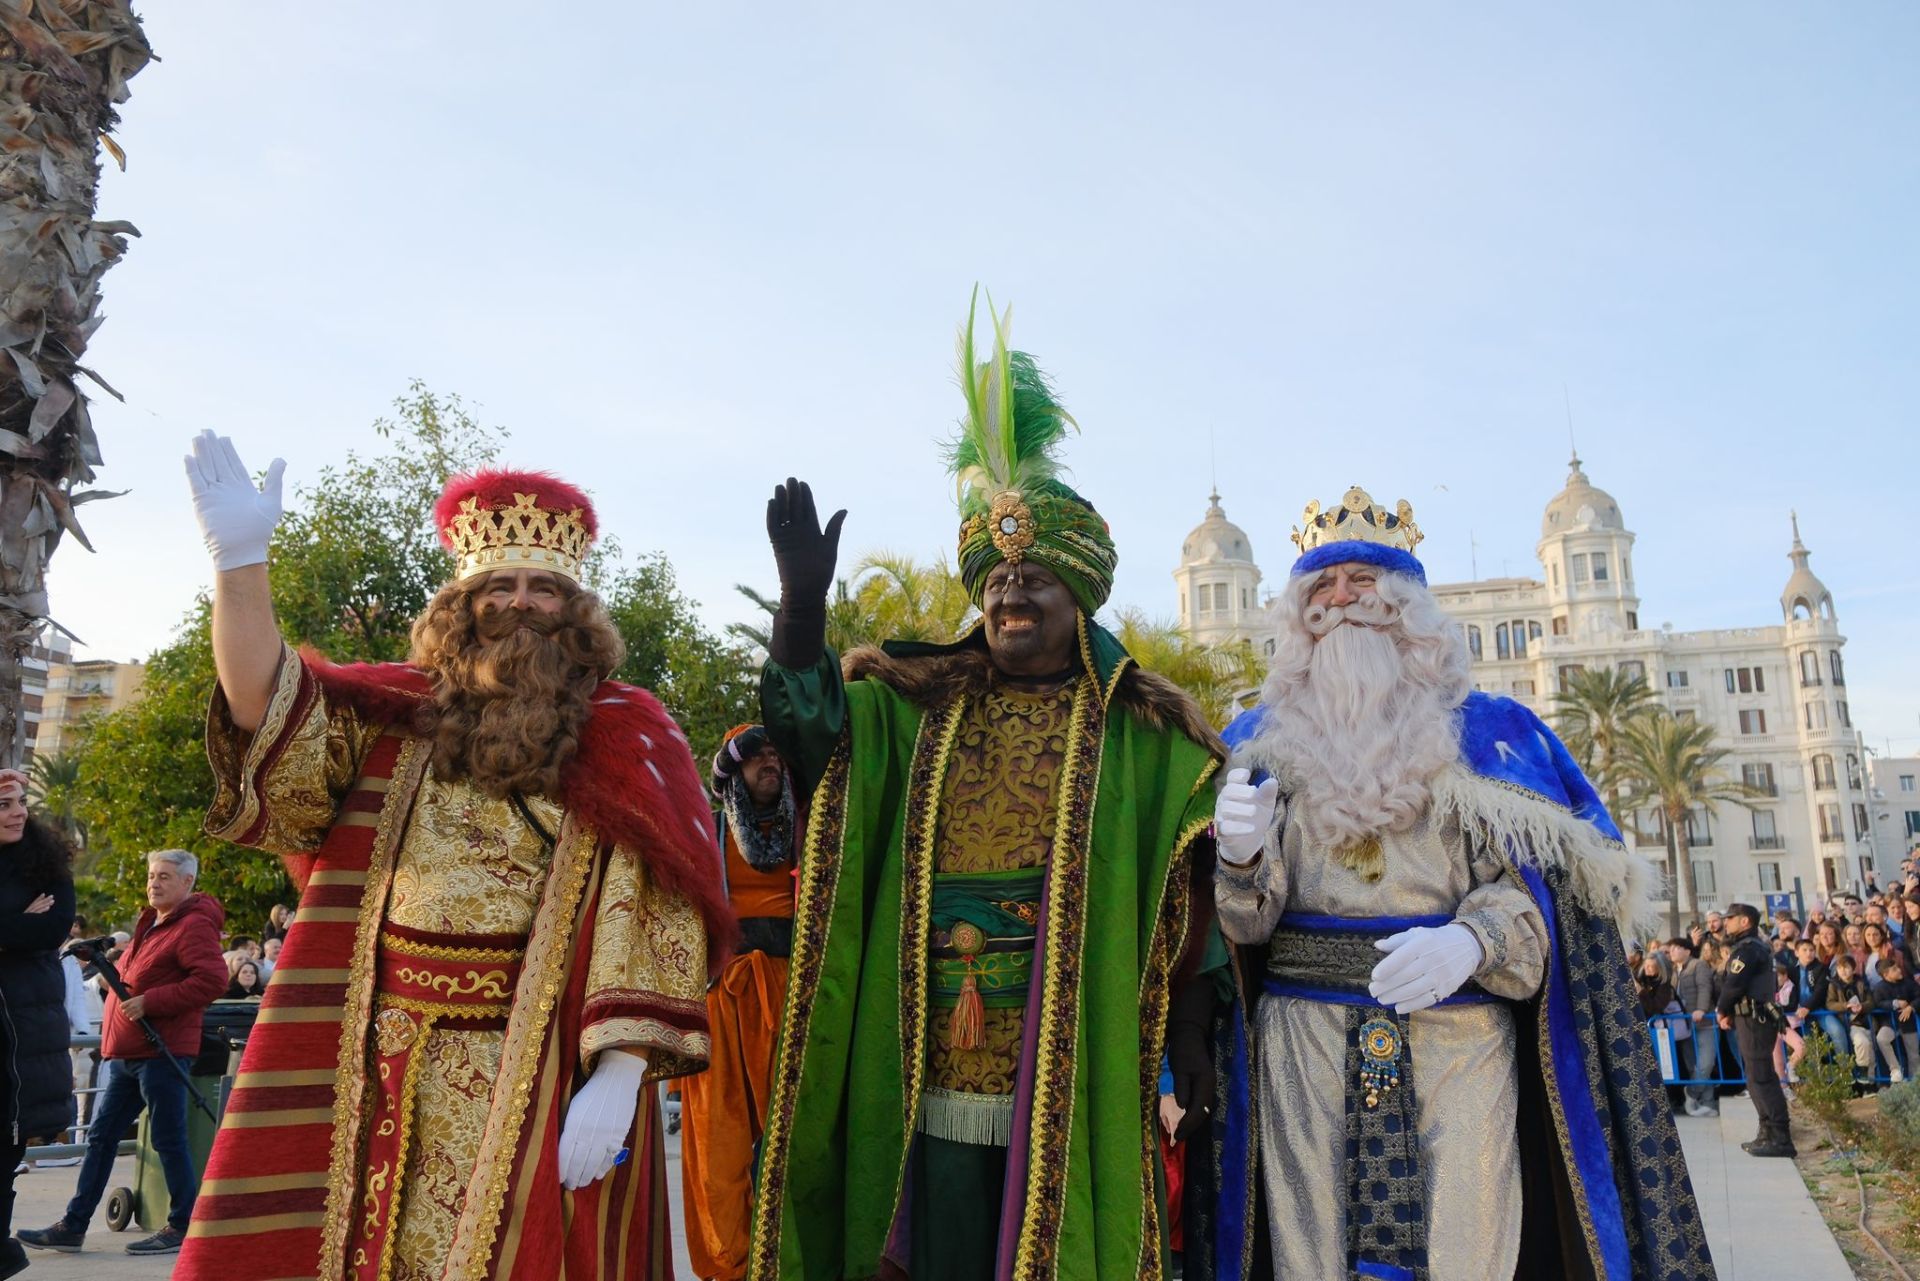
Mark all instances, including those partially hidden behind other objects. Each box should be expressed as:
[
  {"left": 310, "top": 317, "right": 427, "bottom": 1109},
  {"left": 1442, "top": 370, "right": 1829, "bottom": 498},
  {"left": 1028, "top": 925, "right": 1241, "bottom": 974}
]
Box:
[{"left": 992, "top": 853, "right": 1057, "bottom": 1280}]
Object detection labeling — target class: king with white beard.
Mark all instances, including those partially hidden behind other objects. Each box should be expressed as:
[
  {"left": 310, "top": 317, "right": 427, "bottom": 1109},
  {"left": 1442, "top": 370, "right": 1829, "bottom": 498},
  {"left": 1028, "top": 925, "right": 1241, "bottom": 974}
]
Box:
[{"left": 1208, "top": 488, "right": 1714, "bottom": 1281}]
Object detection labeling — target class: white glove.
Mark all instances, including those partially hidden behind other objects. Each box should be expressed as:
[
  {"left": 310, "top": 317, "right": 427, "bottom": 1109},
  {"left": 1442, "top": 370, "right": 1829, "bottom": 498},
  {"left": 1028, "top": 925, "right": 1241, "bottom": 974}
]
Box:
[
  {"left": 1215, "top": 767, "right": 1280, "bottom": 867},
  {"left": 558, "top": 1048, "right": 648, "bottom": 1190},
  {"left": 184, "top": 430, "right": 285, "bottom": 571},
  {"left": 1368, "top": 922, "right": 1484, "bottom": 1014}
]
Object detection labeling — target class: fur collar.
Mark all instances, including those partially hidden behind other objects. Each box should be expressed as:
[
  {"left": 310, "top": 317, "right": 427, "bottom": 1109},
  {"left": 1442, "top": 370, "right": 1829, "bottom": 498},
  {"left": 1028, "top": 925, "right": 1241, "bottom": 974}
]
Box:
[
  {"left": 841, "top": 644, "right": 1226, "bottom": 761},
  {"left": 298, "top": 648, "right": 735, "bottom": 961}
]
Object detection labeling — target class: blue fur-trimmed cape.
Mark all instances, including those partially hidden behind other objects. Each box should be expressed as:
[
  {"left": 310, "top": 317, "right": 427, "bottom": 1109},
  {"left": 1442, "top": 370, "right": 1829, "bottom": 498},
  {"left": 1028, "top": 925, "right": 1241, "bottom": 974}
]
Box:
[{"left": 1198, "top": 693, "right": 1715, "bottom": 1281}]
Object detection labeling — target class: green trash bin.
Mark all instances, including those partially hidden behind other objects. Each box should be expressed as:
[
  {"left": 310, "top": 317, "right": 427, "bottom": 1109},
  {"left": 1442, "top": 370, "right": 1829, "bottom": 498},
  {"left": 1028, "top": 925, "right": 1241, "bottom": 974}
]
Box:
[{"left": 103, "top": 999, "right": 256, "bottom": 1234}]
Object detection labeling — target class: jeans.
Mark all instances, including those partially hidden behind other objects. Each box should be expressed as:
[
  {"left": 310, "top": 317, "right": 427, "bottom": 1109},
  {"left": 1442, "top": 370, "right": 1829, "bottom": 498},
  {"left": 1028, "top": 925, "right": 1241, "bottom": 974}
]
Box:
[
  {"left": 66, "top": 1055, "right": 199, "bottom": 1232},
  {"left": 1686, "top": 1019, "right": 1719, "bottom": 1109}
]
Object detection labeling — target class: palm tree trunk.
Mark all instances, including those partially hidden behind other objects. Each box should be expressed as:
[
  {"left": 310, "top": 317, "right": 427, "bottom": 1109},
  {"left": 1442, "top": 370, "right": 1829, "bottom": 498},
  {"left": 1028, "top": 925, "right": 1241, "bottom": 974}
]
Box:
[
  {"left": 0, "top": 4, "right": 153, "bottom": 765},
  {"left": 1672, "top": 815, "right": 1699, "bottom": 928}
]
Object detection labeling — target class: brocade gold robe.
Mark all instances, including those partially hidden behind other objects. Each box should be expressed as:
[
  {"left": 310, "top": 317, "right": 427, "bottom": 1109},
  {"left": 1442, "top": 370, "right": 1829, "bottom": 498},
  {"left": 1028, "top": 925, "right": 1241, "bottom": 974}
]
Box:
[{"left": 178, "top": 647, "right": 719, "bottom": 1281}]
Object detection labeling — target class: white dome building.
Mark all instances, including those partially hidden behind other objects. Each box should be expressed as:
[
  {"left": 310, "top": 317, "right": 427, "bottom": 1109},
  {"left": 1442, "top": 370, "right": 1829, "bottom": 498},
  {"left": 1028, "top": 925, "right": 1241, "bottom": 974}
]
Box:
[{"left": 1173, "top": 490, "right": 1262, "bottom": 647}]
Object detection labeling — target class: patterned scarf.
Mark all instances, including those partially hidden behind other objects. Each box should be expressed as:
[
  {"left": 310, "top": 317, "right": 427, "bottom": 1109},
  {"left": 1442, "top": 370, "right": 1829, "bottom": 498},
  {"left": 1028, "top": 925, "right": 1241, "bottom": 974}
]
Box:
[{"left": 720, "top": 773, "right": 796, "bottom": 871}]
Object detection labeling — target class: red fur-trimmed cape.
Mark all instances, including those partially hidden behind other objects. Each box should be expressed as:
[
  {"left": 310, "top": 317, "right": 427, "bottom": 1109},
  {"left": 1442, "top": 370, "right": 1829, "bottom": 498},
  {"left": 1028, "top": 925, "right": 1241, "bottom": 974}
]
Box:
[{"left": 298, "top": 648, "right": 735, "bottom": 963}]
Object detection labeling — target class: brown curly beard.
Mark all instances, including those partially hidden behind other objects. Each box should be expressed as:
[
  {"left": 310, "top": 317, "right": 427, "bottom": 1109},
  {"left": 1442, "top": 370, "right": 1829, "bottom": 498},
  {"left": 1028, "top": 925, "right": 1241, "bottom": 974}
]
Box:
[{"left": 407, "top": 578, "right": 628, "bottom": 799}]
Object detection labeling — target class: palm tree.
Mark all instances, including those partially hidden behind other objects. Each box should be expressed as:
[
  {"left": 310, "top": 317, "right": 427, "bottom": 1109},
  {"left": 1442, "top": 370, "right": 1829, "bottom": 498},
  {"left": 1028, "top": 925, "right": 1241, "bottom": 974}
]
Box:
[
  {"left": 731, "top": 553, "right": 976, "bottom": 655},
  {"left": 1112, "top": 608, "right": 1265, "bottom": 728},
  {"left": 0, "top": 6, "right": 153, "bottom": 765},
  {"left": 1551, "top": 666, "right": 1658, "bottom": 825},
  {"left": 26, "top": 747, "right": 86, "bottom": 848},
  {"left": 1620, "top": 712, "right": 1758, "bottom": 935}
]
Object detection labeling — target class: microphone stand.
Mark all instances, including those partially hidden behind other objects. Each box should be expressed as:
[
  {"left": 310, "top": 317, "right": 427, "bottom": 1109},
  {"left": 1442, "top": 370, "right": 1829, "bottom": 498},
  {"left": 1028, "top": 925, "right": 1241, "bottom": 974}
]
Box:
[{"left": 65, "top": 939, "right": 219, "bottom": 1124}]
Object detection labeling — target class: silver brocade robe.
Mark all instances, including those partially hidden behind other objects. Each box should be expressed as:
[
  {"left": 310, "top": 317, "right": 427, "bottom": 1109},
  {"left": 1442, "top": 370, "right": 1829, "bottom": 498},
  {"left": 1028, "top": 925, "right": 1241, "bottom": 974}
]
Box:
[{"left": 1215, "top": 796, "right": 1549, "bottom": 1281}]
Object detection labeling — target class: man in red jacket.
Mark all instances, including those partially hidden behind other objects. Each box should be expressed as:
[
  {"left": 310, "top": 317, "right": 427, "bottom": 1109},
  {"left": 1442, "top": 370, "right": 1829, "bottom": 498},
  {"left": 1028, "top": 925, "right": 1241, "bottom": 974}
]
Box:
[{"left": 20, "top": 848, "right": 227, "bottom": 1258}]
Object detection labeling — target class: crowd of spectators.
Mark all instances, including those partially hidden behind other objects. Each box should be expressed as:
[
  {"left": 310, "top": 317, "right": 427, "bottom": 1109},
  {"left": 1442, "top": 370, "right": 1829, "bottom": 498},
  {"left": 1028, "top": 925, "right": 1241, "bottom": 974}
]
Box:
[{"left": 1631, "top": 853, "right": 1920, "bottom": 1107}]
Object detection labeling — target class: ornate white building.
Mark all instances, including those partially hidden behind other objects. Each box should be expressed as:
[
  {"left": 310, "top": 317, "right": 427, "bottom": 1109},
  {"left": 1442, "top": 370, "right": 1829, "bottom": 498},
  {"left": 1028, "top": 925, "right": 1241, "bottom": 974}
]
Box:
[{"left": 1175, "top": 456, "right": 1886, "bottom": 910}]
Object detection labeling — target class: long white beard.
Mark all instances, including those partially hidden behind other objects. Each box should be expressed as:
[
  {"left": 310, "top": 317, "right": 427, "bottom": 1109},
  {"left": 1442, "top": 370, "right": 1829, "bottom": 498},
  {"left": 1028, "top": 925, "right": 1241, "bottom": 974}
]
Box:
[{"left": 1255, "top": 619, "right": 1461, "bottom": 851}]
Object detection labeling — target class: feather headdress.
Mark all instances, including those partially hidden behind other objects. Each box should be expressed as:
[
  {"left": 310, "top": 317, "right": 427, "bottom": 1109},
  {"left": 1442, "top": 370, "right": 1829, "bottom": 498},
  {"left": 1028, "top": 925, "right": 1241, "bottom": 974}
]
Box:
[{"left": 945, "top": 287, "right": 1117, "bottom": 613}]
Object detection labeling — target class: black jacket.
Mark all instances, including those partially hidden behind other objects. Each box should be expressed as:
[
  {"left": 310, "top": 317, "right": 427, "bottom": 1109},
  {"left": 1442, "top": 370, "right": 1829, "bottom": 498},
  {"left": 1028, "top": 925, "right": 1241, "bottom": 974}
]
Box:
[
  {"left": 0, "top": 848, "right": 78, "bottom": 1144},
  {"left": 1715, "top": 931, "right": 1777, "bottom": 1016},
  {"left": 1790, "top": 959, "right": 1830, "bottom": 1013}
]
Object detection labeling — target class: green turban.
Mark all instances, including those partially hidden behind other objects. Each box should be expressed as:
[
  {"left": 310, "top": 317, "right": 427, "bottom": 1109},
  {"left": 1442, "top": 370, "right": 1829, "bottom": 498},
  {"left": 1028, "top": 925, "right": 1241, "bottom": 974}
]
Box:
[{"left": 947, "top": 291, "right": 1118, "bottom": 616}]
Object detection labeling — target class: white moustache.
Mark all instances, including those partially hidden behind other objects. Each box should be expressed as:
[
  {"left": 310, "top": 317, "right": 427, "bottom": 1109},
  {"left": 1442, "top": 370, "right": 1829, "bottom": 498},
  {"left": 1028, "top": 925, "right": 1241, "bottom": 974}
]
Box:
[{"left": 1303, "top": 596, "right": 1401, "bottom": 637}]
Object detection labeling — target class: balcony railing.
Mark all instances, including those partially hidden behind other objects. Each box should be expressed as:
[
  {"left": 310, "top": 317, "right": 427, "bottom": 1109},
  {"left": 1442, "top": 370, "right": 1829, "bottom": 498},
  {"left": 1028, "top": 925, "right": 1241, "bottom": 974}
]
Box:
[
  {"left": 1742, "top": 781, "right": 1779, "bottom": 797},
  {"left": 1748, "top": 835, "right": 1786, "bottom": 851}
]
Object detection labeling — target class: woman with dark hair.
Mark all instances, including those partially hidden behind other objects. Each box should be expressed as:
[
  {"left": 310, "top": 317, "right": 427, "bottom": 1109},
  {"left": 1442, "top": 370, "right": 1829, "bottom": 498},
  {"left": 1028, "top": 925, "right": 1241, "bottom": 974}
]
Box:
[
  {"left": 224, "top": 958, "right": 265, "bottom": 1000},
  {"left": 0, "top": 767, "right": 78, "bottom": 1278}
]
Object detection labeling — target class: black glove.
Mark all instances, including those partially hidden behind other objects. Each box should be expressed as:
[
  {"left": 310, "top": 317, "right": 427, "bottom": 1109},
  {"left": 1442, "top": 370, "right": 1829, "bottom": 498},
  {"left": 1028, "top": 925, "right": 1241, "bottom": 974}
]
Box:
[
  {"left": 765, "top": 477, "right": 845, "bottom": 670},
  {"left": 1165, "top": 971, "right": 1218, "bottom": 1142}
]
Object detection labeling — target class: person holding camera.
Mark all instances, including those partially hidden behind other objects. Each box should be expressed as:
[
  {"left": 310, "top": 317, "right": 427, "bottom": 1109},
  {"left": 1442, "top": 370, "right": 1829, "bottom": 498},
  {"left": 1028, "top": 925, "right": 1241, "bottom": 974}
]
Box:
[
  {"left": 1, "top": 769, "right": 78, "bottom": 1279},
  {"left": 19, "top": 850, "right": 227, "bottom": 1258}
]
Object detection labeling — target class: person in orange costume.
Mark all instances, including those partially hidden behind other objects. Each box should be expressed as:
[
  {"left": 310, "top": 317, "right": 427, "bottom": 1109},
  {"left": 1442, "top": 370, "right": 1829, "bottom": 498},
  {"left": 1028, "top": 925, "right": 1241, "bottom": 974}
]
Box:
[{"left": 681, "top": 725, "right": 798, "bottom": 1280}]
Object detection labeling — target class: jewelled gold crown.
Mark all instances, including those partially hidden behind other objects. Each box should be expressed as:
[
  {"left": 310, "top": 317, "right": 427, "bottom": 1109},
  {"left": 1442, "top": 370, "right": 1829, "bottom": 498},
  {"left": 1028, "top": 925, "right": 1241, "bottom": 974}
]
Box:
[
  {"left": 1290, "top": 486, "right": 1424, "bottom": 555},
  {"left": 443, "top": 492, "right": 594, "bottom": 583}
]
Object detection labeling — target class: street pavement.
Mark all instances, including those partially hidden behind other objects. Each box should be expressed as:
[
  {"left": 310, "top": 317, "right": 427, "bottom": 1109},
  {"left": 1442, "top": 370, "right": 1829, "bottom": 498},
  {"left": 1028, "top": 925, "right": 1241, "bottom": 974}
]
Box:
[{"left": 12, "top": 1092, "right": 1849, "bottom": 1280}]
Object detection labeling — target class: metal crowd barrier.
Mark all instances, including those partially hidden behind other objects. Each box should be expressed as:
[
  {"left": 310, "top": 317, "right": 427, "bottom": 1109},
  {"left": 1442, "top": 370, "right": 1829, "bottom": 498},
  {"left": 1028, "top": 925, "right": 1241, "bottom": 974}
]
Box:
[
  {"left": 1647, "top": 1009, "right": 1918, "bottom": 1088},
  {"left": 21, "top": 1032, "right": 135, "bottom": 1164}
]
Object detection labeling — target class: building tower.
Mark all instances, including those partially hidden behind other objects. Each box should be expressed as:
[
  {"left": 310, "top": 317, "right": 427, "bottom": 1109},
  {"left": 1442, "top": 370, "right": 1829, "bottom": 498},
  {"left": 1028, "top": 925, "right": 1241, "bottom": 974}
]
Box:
[
  {"left": 1175, "top": 489, "right": 1262, "bottom": 646},
  {"left": 1780, "top": 513, "right": 1865, "bottom": 892},
  {"left": 1536, "top": 453, "right": 1642, "bottom": 642}
]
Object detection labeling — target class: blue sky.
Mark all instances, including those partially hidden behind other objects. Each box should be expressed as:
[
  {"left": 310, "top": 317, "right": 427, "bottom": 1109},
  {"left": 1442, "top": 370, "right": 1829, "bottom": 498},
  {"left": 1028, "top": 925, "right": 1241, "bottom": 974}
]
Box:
[{"left": 58, "top": 4, "right": 1920, "bottom": 750}]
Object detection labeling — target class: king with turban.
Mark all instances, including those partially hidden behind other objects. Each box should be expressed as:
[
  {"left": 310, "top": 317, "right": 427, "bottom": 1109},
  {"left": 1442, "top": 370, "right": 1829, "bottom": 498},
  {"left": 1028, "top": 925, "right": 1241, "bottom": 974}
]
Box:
[
  {"left": 174, "top": 433, "right": 728, "bottom": 1281},
  {"left": 747, "top": 293, "right": 1229, "bottom": 1281}
]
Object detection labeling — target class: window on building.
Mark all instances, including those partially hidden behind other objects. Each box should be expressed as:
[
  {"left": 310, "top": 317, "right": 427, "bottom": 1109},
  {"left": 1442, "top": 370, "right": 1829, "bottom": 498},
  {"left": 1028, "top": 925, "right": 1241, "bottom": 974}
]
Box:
[
  {"left": 1666, "top": 670, "right": 1689, "bottom": 689},
  {"left": 1901, "top": 774, "right": 1916, "bottom": 793},
  {"left": 1571, "top": 554, "right": 1590, "bottom": 584},
  {"left": 1510, "top": 619, "right": 1528, "bottom": 658},
  {"left": 1800, "top": 650, "right": 1821, "bottom": 686},
  {"left": 1853, "top": 803, "right": 1871, "bottom": 841},
  {"left": 1264, "top": 638, "right": 1276, "bottom": 657},
  {"left": 1751, "top": 809, "right": 1780, "bottom": 849},
  {"left": 1742, "top": 762, "right": 1777, "bottom": 795},
  {"left": 1591, "top": 552, "right": 1610, "bottom": 582},
  {"left": 1622, "top": 555, "right": 1632, "bottom": 580},
  {"left": 1838, "top": 701, "right": 1851, "bottom": 728},
  {"left": 1685, "top": 806, "right": 1712, "bottom": 847},
  {"left": 1906, "top": 810, "right": 1920, "bottom": 839},
  {"left": 1830, "top": 650, "right": 1845, "bottom": 686},
  {"left": 1495, "top": 623, "right": 1511, "bottom": 660},
  {"left": 1551, "top": 561, "right": 1560, "bottom": 587},
  {"left": 1551, "top": 615, "right": 1568, "bottom": 636},
  {"left": 1619, "top": 660, "right": 1644, "bottom": 682},
  {"left": 1690, "top": 860, "right": 1715, "bottom": 895},
  {"left": 1557, "top": 664, "right": 1585, "bottom": 692},
  {"left": 1677, "top": 709, "right": 1697, "bottom": 723},
  {"left": 1728, "top": 666, "right": 1764, "bottom": 694},
  {"left": 1512, "top": 679, "right": 1536, "bottom": 696},
  {"left": 1725, "top": 668, "right": 1737, "bottom": 694},
  {"left": 1466, "top": 625, "right": 1482, "bottom": 661},
  {"left": 1241, "top": 588, "right": 1250, "bottom": 610},
  {"left": 1758, "top": 862, "right": 1782, "bottom": 892},
  {"left": 1626, "top": 611, "right": 1638, "bottom": 630},
  {"left": 1805, "top": 700, "right": 1828, "bottom": 731},
  {"left": 1528, "top": 621, "right": 1543, "bottom": 642},
  {"left": 1738, "top": 709, "right": 1766, "bottom": 735},
  {"left": 1845, "top": 754, "right": 1862, "bottom": 790},
  {"left": 1811, "top": 754, "right": 1835, "bottom": 788},
  {"left": 1819, "top": 802, "right": 1843, "bottom": 842}
]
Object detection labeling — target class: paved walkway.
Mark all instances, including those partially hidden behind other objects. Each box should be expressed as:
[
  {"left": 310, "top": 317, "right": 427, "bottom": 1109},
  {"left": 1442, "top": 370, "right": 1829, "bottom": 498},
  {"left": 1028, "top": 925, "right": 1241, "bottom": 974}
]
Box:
[
  {"left": 15, "top": 1094, "right": 1851, "bottom": 1280},
  {"left": 1675, "top": 1092, "right": 1853, "bottom": 1279}
]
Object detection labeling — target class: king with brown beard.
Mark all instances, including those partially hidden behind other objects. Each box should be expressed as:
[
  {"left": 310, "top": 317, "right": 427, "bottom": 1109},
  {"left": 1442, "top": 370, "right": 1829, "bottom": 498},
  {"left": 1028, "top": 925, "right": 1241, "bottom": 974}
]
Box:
[{"left": 174, "top": 432, "right": 730, "bottom": 1281}]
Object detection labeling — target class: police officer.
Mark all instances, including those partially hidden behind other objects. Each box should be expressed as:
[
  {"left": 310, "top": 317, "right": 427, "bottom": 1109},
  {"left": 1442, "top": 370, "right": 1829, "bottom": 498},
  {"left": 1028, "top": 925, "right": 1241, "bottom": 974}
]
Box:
[{"left": 1716, "top": 902, "right": 1795, "bottom": 1158}]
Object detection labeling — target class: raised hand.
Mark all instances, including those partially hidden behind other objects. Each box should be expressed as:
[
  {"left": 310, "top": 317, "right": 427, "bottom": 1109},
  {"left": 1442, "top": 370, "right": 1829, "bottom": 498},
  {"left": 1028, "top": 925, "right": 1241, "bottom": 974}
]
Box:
[
  {"left": 1215, "top": 767, "right": 1281, "bottom": 866},
  {"left": 765, "top": 477, "right": 845, "bottom": 610},
  {"left": 184, "top": 431, "right": 286, "bottom": 571}
]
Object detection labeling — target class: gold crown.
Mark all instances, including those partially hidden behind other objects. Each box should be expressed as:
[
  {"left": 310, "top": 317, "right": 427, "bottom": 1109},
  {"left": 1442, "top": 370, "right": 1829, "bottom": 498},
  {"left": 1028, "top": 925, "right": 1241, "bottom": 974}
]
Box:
[
  {"left": 1290, "top": 486, "right": 1424, "bottom": 555},
  {"left": 444, "top": 492, "right": 594, "bottom": 583}
]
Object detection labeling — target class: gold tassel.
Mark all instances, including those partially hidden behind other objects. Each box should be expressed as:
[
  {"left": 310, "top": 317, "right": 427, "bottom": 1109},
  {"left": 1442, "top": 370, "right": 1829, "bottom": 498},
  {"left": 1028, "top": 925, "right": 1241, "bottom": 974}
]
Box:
[{"left": 952, "top": 969, "right": 984, "bottom": 1051}]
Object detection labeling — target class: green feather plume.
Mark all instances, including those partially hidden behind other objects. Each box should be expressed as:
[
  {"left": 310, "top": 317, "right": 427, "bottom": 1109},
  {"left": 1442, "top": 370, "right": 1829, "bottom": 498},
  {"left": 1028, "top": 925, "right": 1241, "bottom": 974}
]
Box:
[{"left": 948, "top": 286, "right": 1078, "bottom": 514}]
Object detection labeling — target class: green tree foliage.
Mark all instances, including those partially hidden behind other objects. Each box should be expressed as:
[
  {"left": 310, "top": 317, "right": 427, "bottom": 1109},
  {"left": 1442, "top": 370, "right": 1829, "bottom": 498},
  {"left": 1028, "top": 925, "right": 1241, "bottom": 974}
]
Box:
[
  {"left": 1620, "top": 711, "right": 1757, "bottom": 934},
  {"left": 1551, "top": 666, "right": 1658, "bottom": 822},
  {"left": 26, "top": 748, "right": 87, "bottom": 849},
  {"left": 732, "top": 552, "right": 978, "bottom": 656},
  {"left": 1111, "top": 608, "right": 1264, "bottom": 728},
  {"left": 71, "top": 384, "right": 751, "bottom": 933}
]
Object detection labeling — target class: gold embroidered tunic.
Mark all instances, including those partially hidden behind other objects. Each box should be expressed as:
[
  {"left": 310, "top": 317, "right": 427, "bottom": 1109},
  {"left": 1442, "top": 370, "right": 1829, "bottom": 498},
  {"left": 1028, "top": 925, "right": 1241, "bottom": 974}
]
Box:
[
  {"left": 925, "top": 680, "right": 1073, "bottom": 1100},
  {"left": 201, "top": 648, "right": 710, "bottom": 1281}
]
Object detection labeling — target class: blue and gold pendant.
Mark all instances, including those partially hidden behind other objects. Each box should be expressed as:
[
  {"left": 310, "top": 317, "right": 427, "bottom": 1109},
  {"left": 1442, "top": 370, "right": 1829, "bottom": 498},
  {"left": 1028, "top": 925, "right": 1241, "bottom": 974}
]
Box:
[{"left": 1358, "top": 1015, "right": 1403, "bottom": 1109}]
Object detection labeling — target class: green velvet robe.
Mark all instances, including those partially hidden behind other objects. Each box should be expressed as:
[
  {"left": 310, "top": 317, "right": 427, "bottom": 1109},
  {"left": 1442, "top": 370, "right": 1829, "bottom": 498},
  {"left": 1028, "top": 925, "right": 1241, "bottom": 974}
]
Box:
[{"left": 746, "top": 622, "right": 1222, "bottom": 1281}]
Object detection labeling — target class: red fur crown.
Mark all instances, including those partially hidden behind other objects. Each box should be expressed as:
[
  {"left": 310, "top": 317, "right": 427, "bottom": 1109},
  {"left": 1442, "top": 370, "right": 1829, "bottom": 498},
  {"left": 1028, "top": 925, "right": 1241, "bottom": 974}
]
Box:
[{"left": 435, "top": 468, "right": 599, "bottom": 583}]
